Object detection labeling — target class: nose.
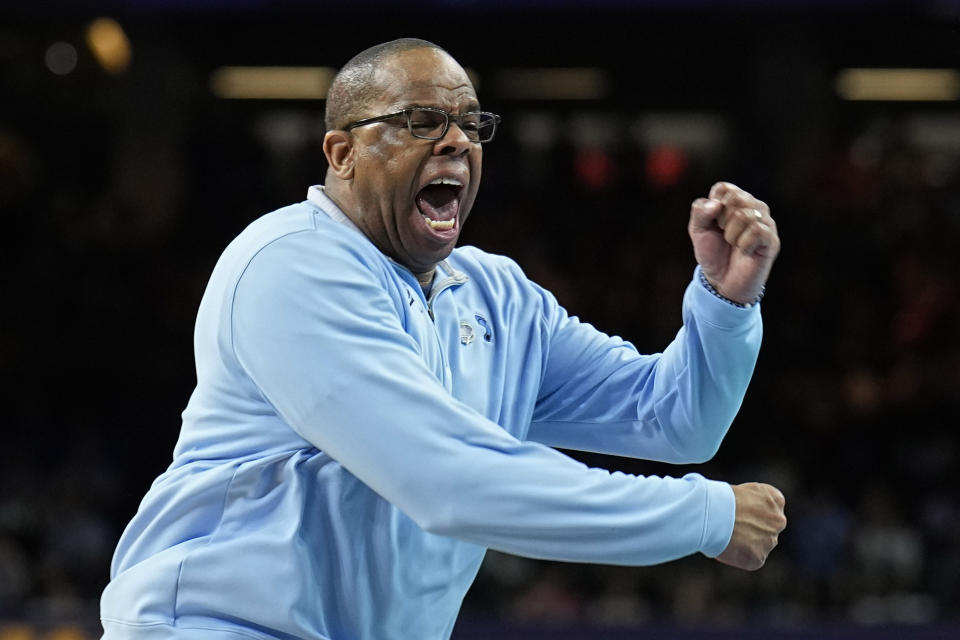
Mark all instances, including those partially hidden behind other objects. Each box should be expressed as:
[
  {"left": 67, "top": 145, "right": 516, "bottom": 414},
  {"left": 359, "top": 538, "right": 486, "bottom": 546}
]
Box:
[{"left": 433, "top": 122, "right": 473, "bottom": 157}]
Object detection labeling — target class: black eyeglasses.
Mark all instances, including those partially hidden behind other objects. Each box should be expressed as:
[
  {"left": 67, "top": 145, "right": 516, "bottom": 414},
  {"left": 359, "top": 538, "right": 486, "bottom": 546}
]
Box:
[{"left": 343, "top": 107, "right": 501, "bottom": 143}]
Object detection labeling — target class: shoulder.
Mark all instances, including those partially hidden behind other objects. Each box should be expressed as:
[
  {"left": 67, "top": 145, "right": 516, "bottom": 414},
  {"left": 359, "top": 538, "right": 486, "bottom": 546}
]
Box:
[
  {"left": 219, "top": 201, "right": 388, "bottom": 284},
  {"left": 448, "top": 245, "right": 528, "bottom": 283},
  {"left": 224, "top": 205, "right": 408, "bottom": 333},
  {"left": 228, "top": 201, "right": 367, "bottom": 260}
]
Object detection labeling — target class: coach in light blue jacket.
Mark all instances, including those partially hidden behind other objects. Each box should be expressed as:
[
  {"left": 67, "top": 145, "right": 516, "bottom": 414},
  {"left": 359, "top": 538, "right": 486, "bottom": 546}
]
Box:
[{"left": 100, "top": 38, "right": 787, "bottom": 640}]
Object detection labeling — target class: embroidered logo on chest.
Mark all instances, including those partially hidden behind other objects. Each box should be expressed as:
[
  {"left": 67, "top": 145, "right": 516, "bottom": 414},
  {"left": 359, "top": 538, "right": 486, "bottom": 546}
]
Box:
[
  {"left": 459, "top": 314, "right": 493, "bottom": 346},
  {"left": 459, "top": 320, "right": 475, "bottom": 345},
  {"left": 474, "top": 314, "right": 492, "bottom": 342}
]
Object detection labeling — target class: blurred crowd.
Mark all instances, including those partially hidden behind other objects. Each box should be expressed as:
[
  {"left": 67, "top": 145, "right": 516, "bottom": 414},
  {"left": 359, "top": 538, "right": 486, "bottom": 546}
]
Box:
[
  {"left": 457, "top": 111, "right": 960, "bottom": 632},
  {"left": 2, "top": 11, "right": 960, "bottom": 637}
]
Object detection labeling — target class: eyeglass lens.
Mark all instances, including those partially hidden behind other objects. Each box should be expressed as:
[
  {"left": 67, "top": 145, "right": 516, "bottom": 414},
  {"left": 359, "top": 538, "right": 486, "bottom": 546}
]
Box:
[{"left": 407, "top": 109, "right": 496, "bottom": 142}]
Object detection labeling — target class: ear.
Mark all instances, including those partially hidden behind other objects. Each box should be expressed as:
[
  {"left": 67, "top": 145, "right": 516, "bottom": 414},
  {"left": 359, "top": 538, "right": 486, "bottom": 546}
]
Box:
[{"left": 323, "top": 130, "right": 356, "bottom": 180}]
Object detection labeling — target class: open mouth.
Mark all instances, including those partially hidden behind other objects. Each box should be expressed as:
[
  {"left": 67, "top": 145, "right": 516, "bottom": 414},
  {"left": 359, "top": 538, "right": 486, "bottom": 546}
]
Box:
[{"left": 416, "top": 177, "right": 463, "bottom": 231}]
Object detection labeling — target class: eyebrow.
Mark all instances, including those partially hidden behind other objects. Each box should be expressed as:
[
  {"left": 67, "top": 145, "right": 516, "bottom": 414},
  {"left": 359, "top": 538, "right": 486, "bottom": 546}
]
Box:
[{"left": 399, "top": 102, "right": 483, "bottom": 113}]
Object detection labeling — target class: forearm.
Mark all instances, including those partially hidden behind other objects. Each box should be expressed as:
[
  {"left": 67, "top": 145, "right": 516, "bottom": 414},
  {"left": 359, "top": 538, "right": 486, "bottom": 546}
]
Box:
[
  {"left": 649, "top": 265, "right": 763, "bottom": 461},
  {"left": 528, "top": 266, "right": 762, "bottom": 463}
]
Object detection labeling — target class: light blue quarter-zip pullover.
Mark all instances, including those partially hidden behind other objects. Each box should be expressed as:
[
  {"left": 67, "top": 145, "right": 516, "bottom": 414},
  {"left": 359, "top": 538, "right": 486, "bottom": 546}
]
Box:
[{"left": 101, "top": 186, "right": 762, "bottom": 639}]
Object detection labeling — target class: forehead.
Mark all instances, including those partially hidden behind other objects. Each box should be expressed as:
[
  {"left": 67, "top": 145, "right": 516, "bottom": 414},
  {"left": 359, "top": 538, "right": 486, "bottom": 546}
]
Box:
[{"left": 373, "top": 48, "right": 478, "bottom": 110}]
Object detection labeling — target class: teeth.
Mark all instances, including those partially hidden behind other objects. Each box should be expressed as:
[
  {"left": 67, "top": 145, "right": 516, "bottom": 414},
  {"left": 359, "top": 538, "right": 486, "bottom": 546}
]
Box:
[
  {"left": 422, "top": 215, "right": 455, "bottom": 230},
  {"left": 428, "top": 177, "right": 464, "bottom": 187}
]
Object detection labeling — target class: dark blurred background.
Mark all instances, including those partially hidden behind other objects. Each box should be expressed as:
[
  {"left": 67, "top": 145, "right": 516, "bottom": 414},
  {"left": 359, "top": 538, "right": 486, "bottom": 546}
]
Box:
[{"left": 2, "top": 1, "right": 960, "bottom": 638}]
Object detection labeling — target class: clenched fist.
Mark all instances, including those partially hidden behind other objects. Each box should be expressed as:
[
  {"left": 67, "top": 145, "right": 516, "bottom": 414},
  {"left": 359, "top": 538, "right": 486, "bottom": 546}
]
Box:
[
  {"left": 689, "top": 182, "right": 780, "bottom": 305},
  {"left": 716, "top": 482, "right": 787, "bottom": 571}
]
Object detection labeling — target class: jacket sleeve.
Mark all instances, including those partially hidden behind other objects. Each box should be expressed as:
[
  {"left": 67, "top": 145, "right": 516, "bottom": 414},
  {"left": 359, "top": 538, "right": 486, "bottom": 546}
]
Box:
[
  {"left": 527, "top": 265, "right": 762, "bottom": 464},
  {"left": 231, "top": 234, "right": 736, "bottom": 564}
]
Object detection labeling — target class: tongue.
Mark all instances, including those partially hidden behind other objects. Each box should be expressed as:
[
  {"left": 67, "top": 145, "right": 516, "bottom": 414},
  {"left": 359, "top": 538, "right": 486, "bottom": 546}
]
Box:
[{"left": 416, "top": 185, "right": 460, "bottom": 222}]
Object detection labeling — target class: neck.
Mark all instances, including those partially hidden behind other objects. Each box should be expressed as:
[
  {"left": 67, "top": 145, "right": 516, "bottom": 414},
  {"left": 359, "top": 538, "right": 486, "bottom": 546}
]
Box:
[
  {"left": 321, "top": 186, "right": 354, "bottom": 225},
  {"left": 416, "top": 269, "right": 435, "bottom": 295}
]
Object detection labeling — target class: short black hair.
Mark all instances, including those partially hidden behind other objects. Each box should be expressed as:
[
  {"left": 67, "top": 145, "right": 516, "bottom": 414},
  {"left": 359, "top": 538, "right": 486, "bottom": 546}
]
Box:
[{"left": 324, "top": 38, "right": 449, "bottom": 132}]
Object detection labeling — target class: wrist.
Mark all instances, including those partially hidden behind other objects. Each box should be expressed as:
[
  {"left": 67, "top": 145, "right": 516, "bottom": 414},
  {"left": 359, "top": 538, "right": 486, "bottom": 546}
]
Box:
[
  {"left": 698, "top": 269, "right": 765, "bottom": 309},
  {"left": 698, "top": 476, "right": 737, "bottom": 558}
]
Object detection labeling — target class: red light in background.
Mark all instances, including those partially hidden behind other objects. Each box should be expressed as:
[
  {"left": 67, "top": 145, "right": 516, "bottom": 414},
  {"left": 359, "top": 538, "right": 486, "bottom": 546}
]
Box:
[
  {"left": 574, "top": 148, "right": 618, "bottom": 191},
  {"left": 645, "top": 144, "right": 689, "bottom": 189}
]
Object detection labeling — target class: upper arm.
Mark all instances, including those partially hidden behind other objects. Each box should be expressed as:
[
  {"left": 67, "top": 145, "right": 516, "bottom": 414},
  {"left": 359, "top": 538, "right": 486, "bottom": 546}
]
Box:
[{"left": 527, "top": 286, "right": 673, "bottom": 456}]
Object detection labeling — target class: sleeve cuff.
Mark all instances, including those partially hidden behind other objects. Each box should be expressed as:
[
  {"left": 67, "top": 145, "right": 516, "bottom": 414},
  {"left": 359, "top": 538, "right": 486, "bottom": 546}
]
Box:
[
  {"left": 686, "top": 265, "right": 762, "bottom": 329},
  {"left": 699, "top": 476, "right": 736, "bottom": 558}
]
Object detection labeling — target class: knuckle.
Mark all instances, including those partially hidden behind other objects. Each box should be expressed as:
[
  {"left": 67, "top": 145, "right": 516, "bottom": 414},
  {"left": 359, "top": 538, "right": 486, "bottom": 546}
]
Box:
[
  {"left": 725, "top": 190, "right": 748, "bottom": 206},
  {"left": 710, "top": 182, "right": 735, "bottom": 200}
]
